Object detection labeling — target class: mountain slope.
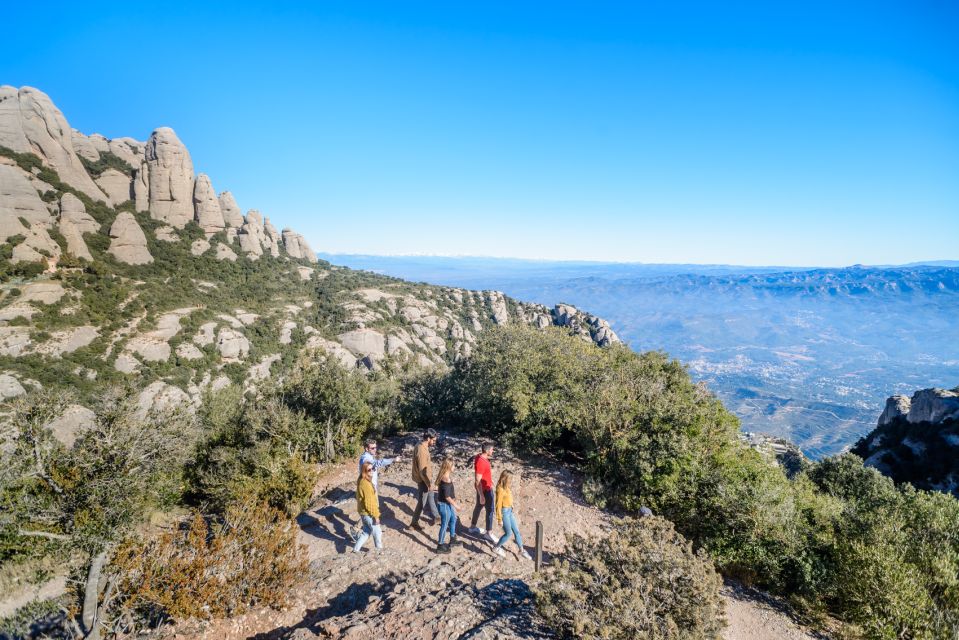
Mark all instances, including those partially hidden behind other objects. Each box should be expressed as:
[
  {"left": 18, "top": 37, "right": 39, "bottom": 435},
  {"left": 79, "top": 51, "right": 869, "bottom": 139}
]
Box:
[{"left": 0, "top": 85, "right": 618, "bottom": 420}]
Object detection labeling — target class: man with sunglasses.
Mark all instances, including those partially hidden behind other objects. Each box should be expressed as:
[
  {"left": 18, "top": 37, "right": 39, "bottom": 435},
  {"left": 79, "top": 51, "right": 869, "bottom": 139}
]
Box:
[{"left": 357, "top": 438, "right": 399, "bottom": 491}]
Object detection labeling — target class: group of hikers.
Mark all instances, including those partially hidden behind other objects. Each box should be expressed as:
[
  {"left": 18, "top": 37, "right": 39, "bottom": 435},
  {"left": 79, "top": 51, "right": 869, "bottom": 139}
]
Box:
[{"left": 351, "top": 429, "right": 532, "bottom": 559}]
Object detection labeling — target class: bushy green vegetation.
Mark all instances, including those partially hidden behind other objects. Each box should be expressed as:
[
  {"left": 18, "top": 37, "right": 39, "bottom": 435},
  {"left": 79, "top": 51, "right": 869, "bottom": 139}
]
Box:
[
  {"left": 536, "top": 516, "right": 725, "bottom": 640},
  {"left": 405, "top": 325, "right": 959, "bottom": 639},
  {"left": 78, "top": 150, "right": 135, "bottom": 178}
]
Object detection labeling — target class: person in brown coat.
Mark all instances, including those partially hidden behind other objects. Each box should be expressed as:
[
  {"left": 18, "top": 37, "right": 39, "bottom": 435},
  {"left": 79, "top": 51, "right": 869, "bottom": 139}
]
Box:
[{"left": 409, "top": 429, "right": 440, "bottom": 530}]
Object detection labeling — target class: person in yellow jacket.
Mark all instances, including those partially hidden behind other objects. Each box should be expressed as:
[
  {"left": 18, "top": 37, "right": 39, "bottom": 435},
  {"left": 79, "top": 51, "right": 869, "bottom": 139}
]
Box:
[
  {"left": 491, "top": 470, "right": 532, "bottom": 560},
  {"left": 353, "top": 462, "right": 383, "bottom": 553}
]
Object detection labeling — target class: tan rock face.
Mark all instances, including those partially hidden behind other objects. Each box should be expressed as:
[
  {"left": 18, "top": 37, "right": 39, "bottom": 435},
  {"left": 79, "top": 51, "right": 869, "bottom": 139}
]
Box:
[
  {"left": 59, "top": 219, "right": 93, "bottom": 261},
  {"left": 12, "top": 223, "right": 60, "bottom": 263},
  {"left": 95, "top": 168, "right": 133, "bottom": 205},
  {"left": 0, "top": 86, "right": 107, "bottom": 201},
  {"left": 107, "top": 212, "right": 153, "bottom": 265},
  {"left": 58, "top": 193, "right": 99, "bottom": 234},
  {"left": 193, "top": 173, "right": 225, "bottom": 233},
  {"left": 0, "top": 164, "right": 50, "bottom": 240},
  {"left": 217, "top": 191, "right": 244, "bottom": 227},
  {"left": 144, "top": 127, "right": 194, "bottom": 228}
]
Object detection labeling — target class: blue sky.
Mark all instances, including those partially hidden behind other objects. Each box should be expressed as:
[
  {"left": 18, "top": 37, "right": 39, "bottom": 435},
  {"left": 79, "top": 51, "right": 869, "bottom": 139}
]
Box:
[{"left": 2, "top": 1, "right": 957, "bottom": 265}]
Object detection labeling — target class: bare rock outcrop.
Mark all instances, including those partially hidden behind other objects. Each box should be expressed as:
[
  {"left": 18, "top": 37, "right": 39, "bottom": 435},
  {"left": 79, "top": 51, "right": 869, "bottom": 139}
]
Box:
[
  {"left": 282, "top": 229, "right": 317, "bottom": 262},
  {"left": 144, "top": 127, "right": 194, "bottom": 228},
  {"left": 12, "top": 223, "right": 60, "bottom": 264},
  {"left": 0, "top": 86, "right": 107, "bottom": 201},
  {"left": 217, "top": 191, "right": 244, "bottom": 227},
  {"left": 58, "top": 193, "right": 99, "bottom": 234},
  {"left": 907, "top": 388, "right": 959, "bottom": 424},
  {"left": 58, "top": 219, "right": 92, "bottom": 261},
  {"left": 193, "top": 173, "right": 225, "bottom": 233},
  {"left": 878, "top": 395, "right": 911, "bottom": 427},
  {"left": 216, "top": 327, "right": 250, "bottom": 360},
  {"left": 237, "top": 210, "right": 266, "bottom": 258},
  {"left": 0, "top": 164, "right": 50, "bottom": 240},
  {"left": 95, "top": 168, "right": 133, "bottom": 205},
  {"left": 215, "top": 242, "right": 237, "bottom": 261},
  {"left": 107, "top": 212, "right": 153, "bottom": 265}
]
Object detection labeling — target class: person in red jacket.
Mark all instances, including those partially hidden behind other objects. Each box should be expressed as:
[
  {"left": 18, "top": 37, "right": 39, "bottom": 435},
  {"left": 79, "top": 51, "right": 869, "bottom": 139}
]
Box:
[{"left": 468, "top": 442, "right": 497, "bottom": 543}]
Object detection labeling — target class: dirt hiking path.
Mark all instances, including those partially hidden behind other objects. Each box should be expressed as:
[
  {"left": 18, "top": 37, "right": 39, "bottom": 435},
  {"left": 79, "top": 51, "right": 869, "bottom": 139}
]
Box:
[{"left": 165, "top": 433, "right": 824, "bottom": 639}]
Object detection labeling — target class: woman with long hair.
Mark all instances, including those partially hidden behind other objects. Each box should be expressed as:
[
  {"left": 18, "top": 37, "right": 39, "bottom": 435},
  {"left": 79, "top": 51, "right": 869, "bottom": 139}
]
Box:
[
  {"left": 353, "top": 461, "right": 383, "bottom": 553},
  {"left": 435, "top": 457, "right": 463, "bottom": 553},
  {"left": 492, "top": 470, "right": 532, "bottom": 560}
]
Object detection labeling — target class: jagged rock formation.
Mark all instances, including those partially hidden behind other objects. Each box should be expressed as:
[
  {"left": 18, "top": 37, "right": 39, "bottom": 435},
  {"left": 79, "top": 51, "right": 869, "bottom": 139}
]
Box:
[
  {"left": 218, "top": 191, "right": 244, "bottom": 227},
  {"left": 0, "top": 86, "right": 107, "bottom": 201},
  {"left": 107, "top": 212, "right": 152, "bottom": 265},
  {"left": 854, "top": 386, "right": 959, "bottom": 494},
  {"left": 0, "top": 86, "right": 620, "bottom": 446},
  {"left": 145, "top": 127, "right": 195, "bottom": 228},
  {"left": 193, "top": 173, "right": 225, "bottom": 234}
]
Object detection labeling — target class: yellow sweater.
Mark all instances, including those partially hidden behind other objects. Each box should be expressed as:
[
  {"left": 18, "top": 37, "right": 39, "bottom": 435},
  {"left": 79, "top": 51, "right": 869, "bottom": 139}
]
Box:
[
  {"left": 356, "top": 477, "right": 380, "bottom": 519},
  {"left": 495, "top": 485, "right": 513, "bottom": 524}
]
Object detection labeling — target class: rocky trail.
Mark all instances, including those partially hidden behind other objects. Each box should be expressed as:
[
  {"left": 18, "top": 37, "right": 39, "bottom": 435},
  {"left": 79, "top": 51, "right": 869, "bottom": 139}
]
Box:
[{"left": 163, "top": 434, "right": 824, "bottom": 640}]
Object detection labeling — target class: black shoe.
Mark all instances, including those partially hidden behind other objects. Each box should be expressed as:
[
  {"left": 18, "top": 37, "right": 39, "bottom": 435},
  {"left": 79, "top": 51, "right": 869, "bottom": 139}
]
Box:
[
  {"left": 409, "top": 522, "right": 423, "bottom": 532},
  {"left": 436, "top": 543, "right": 451, "bottom": 554},
  {"left": 449, "top": 536, "right": 464, "bottom": 546}
]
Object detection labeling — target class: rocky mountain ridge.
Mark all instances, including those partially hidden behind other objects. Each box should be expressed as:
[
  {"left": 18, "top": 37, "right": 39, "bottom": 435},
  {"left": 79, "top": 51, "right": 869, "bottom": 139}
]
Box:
[
  {"left": 853, "top": 386, "right": 959, "bottom": 493},
  {"left": 0, "top": 85, "right": 619, "bottom": 430}
]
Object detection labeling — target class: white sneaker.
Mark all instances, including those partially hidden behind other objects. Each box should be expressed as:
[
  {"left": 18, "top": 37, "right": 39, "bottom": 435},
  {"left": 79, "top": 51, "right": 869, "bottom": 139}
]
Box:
[
  {"left": 486, "top": 532, "right": 498, "bottom": 544},
  {"left": 494, "top": 547, "right": 506, "bottom": 558},
  {"left": 520, "top": 549, "right": 532, "bottom": 560}
]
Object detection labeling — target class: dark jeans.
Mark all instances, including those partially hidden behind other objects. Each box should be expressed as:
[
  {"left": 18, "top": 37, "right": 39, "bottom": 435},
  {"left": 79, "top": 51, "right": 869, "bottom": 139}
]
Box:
[
  {"left": 470, "top": 487, "right": 494, "bottom": 531},
  {"left": 411, "top": 480, "right": 439, "bottom": 525}
]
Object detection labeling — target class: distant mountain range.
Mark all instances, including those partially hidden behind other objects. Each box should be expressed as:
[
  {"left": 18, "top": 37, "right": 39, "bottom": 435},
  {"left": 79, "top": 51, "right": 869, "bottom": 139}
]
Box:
[{"left": 321, "top": 254, "right": 959, "bottom": 458}]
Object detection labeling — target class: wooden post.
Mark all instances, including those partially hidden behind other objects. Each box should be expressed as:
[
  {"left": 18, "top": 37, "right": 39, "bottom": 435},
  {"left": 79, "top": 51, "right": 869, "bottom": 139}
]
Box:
[{"left": 535, "top": 520, "right": 543, "bottom": 572}]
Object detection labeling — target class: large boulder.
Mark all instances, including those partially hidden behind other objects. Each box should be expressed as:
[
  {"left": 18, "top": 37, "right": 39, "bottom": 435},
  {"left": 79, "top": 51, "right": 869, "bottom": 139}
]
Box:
[
  {"left": 0, "top": 373, "right": 26, "bottom": 399},
  {"left": 907, "top": 388, "right": 959, "bottom": 424},
  {"left": 45, "top": 404, "right": 95, "bottom": 448},
  {"left": 58, "top": 219, "right": 92, "bottom": 261},
  {"left": 338, "top": 328, "right": 386, "bottom": 359},
  {"left": 216, "top": 327, "right": 250, "bottom": 360},
  {"left": 0, "top": 164, "right": 50, "bottom": 240},
  {"left": 0, "top": 86, "right": 107, "bottom": 201},
  {"left": 217, "top": 191, "right": 244, "bottom": 227},
  {"left": 878, "top": 395, "right": 911, "bottom": 426},
  {"left": 95, "top": 168, "right": 133, "bottom": 205},
  {"left": 282, "top": 229, "right": 317, "bottom": 262},
  {"left": 193, "top": 173, "right": 225, "bottom": 234},
  {"left": 107, "top": 212, "right": 153, "bottom": 265},
  {"left": 58, "top": 193, "right": 99, "bottom": 234},
  {"left": 144, "top": 127, "right": 194, "bottom": 228}
]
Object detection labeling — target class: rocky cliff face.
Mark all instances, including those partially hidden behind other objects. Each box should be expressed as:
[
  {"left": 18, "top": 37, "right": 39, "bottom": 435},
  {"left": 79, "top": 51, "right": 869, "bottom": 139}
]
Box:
[
  {"left": 854, "top": 386, "right": 959, "bottom": 493},
  {"left": 0, "top": 85, "right": 619, "bottom": 423}
]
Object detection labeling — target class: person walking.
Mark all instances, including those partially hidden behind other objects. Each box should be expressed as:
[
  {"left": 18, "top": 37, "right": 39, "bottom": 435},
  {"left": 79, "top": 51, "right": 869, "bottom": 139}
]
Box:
[
  {"left": 358, "top": 438, "right": 400, "bottom": 491},
  {"left": 435, "top": 458, "right": 463, "bottom": 553},
  {"left": 491, "top": 470, "right": 532, "bottom": 560},
  {"left": 409, "top": 429, "right": 440, "bottom": 531},
  {"left": 468, "top": 442, "right": 497, "bottom": 544},
  {"left": 353, "top": 462, "right": 383, "bottom": 553}
]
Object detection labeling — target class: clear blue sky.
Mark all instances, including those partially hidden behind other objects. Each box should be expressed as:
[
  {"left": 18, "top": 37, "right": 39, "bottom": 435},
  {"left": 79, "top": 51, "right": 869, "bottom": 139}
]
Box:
[{"left": 2, "top": 1, "right": 957, "bottom": 266}]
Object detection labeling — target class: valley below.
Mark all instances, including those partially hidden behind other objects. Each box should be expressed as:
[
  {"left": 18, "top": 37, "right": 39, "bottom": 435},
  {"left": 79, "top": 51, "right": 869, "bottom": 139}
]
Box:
[{"left": 322, "top": 255, "right": 959, "bottom": 457}]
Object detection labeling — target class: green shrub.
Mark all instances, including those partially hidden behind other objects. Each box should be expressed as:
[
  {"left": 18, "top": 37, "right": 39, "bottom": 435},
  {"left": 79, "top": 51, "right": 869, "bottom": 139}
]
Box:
[{"left": 536, "top": 516, "right": 725, "bottom": 640}]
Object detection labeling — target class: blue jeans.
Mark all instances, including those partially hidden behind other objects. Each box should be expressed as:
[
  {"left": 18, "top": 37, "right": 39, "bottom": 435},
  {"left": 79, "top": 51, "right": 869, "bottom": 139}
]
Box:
[
  {"left": 438, "top": 502, "right": 457, "bottom": 544},
  {"left": 495, "top": 507, "right": 523, "bottom": 549},
  {"left": 354, "top": 514, "right": 382, "bottom": 551}
]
